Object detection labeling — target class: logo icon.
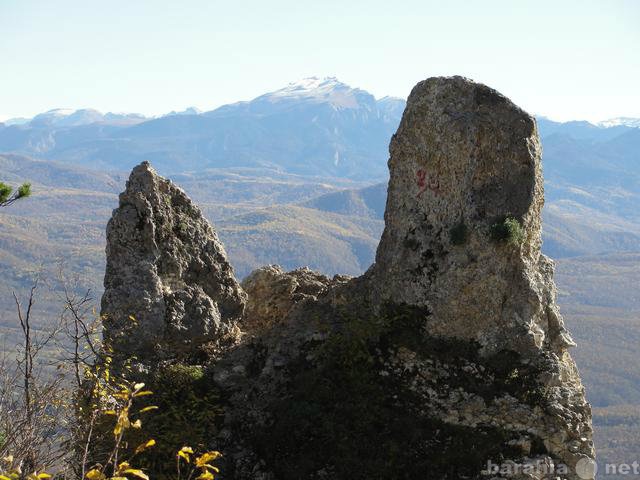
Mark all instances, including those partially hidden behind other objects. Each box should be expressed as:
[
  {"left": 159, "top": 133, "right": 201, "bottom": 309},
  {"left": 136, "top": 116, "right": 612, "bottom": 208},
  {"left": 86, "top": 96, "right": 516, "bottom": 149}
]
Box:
[{"left": 575, "top": 458, "right": 597, "bottom": 479}]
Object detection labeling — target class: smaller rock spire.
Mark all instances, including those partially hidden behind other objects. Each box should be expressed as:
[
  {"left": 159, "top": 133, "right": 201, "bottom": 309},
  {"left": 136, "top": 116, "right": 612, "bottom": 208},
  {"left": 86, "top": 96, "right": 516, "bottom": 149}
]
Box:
[{"left": 100, "top": 161, "right": 246, "bottom": 363}]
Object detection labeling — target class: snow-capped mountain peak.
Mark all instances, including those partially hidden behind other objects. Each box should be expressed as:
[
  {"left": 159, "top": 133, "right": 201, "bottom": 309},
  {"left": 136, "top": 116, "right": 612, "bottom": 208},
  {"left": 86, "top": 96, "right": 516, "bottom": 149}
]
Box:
[
  {"left": 271, "top": 76, "right": 346, "bottom": 97},
  {"left": 257, "top": 76, "right": 375, "bottom": 110},
  {"left": 165, "top": 107, "right": 203, "bottom": 117},
  {"left": 26, "top": 109, "right": 147, "bottom": 127},
  {"left": 31, "top": 108, "right": 76, "bottom": 122},
  {"left": 598, "top": 117, "right": 640, "bottom": 128}
]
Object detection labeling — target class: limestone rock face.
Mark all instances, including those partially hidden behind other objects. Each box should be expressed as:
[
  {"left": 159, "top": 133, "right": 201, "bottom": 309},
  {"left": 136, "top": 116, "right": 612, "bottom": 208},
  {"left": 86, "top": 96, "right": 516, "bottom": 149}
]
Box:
[
  {"left": 101, "top": 78, "right": 594, "bottom": 480},
  {"left": 359, "top": 77, "right": 592, "bottom": 476},
  {"left": 101, "top": 161, "right": 246, "bottom": 361},
  {"left": 371, "top": 76, "right": 573, "bottom": 356},
  {"left": 241, "top": 265, "right": 348, "bottom": 332}
]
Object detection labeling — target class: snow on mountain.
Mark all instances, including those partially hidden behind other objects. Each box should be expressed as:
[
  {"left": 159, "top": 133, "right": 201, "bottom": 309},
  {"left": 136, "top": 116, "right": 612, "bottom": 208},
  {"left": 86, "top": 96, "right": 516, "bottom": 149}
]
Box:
[
  {"left": 254, "top": 76, "right": 378, "bottom": 110},
  {"left": 29, "top": 108, "right": 78, "bottom": 126},
  {"left": 206, "top": 77, "right": 386, "bottom": 119},
  {"left": 377, "top": 96, "right": 406, "bottom": 119},
  {"left": 8, "top": 106, "right": 202, "bottom": 127},
  {"left": 102, "top": 112, "right": 148, "bottom": 125},
  {"left": 3, "top": 117, "right": 30, "bottom": 126},
  {"left": 269, "top": 77, "right": 354, "bottom": 100},
  {"left": 598, "top": 117, "right": 640, "bottom": 128},
  {"left": 165, "top": 107, "right": 203, "bottom": 116},
  {"left": 25, "top": 109, "right": 147, "bottom": 127}
]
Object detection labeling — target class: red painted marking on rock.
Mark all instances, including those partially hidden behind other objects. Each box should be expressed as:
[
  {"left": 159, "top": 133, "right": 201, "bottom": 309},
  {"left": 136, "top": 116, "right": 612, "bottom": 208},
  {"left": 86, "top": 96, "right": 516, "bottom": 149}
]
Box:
[{"left": 416, "top": 169, "right": 427, "bottom": 196}]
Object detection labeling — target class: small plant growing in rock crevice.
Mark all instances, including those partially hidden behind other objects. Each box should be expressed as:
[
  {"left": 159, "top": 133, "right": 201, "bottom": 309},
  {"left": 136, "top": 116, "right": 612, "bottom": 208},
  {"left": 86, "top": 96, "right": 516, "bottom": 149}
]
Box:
[
  {"left": 449, "top": 221, "right": 468, "bottom": 246},
  {"left": 489, "top": 216, "right": 524, "bottom": 246},
  {"left": 0, "top": 181, "right": 31, "bottom": 207}
]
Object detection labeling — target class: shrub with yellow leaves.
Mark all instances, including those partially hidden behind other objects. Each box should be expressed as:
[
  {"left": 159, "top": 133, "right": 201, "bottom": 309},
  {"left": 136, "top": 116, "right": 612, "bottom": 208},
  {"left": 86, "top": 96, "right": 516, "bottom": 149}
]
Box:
[
  {"left": 0, "top": 454, "right": 51, "bottom": 480},
  {"left": 1, "top": 277, "right": 223, "bottom": 480},
  {"left": 78, "top": 367, "right": 222, "bottom": 480},
  {"left": 176, "top": 447, "right": 222, "bottom": 480},
  {"left": 78, "top": 379, "right": 159, "bottom": 480}
]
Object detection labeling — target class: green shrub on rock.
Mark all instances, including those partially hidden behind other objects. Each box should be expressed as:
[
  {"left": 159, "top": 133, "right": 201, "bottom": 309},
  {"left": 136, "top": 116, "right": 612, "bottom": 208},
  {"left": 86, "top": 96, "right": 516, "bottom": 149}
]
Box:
[
  {"left": 449, "top": 221, "right": 469, "bottom": 245},
  {"left": 490, "top": 216, "right": 524, "bottom": 246}
]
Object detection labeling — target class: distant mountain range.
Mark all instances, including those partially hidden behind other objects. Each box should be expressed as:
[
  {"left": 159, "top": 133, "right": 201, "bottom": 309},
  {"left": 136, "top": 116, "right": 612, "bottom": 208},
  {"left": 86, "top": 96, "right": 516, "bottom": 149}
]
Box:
[
  {"left": 597, "top": 117, "right": 640, "bottom": 128},
  {"left": 1, "top": 77, "right": 639, "bottom": 472},
  {"left": 4, "top": 108, "right": 148, "bottom": 127},
  {"left": 1, "top": 77, "right": 639, "bottom": 262},
  {"left": 1, "top": 76, "right": 637, "bottom": 182},
  {"left": 0, "top": 78, "right": 404, "bottom": 178}
]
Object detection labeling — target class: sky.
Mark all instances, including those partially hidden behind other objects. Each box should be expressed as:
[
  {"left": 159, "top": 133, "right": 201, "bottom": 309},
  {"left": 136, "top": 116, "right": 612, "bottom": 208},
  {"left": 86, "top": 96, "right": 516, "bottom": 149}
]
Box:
[{"left": 0, "top": 0, "right": 638, "bottom": 122}]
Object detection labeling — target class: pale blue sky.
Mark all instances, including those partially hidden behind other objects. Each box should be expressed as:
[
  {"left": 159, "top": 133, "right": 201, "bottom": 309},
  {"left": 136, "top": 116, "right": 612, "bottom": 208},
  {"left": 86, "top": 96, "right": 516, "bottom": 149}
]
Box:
[{"left": 1, "top": 0, "right": 638, "bottom": 122}]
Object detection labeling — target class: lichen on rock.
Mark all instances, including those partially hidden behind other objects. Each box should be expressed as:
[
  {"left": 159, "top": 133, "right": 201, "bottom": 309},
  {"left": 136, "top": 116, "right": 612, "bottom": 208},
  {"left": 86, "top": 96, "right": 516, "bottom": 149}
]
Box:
[{"left": 100, "top": 77, "right": 595, "bottom": 479}]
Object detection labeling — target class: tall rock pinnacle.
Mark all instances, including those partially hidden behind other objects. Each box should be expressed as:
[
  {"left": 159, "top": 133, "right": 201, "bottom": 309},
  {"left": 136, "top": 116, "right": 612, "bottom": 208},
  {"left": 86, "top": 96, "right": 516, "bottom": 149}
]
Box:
[
  {"left": 101, "top": 161, "right": 246, "bottom": 362},
  {"left": 363, "top": 76, "right": 594, "bottom": 476},
  {"left": 372, "top": 76, "right": 575, "bottom": 355}
]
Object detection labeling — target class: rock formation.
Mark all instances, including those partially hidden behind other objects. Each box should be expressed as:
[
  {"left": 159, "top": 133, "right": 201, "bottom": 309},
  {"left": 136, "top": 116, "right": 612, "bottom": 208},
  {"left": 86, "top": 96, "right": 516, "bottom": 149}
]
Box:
[
  {"left": 241, "top": 265, "right": 350, "bottom": 331},
  {"left": 101, "top": 77, "right": 595, "bottom": 479},
  {"left": 101, "top": 161, "right": 246, "bottom": 362},
  {"left": 369, "top": 77, "right": 577, "bottom": 356}
]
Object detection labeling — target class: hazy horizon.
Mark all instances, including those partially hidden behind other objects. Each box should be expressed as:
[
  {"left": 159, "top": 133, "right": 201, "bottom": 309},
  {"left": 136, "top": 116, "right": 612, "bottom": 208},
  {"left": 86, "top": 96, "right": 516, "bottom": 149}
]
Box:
[
  {"left": 1, "top": 0, "right": 639, "bottom": 123},
  {"left": 0, "top": 75, "right": 640, "bottom": 124},
  {"left": 1, "top": 74, "right": 638, "bottom": 126}
]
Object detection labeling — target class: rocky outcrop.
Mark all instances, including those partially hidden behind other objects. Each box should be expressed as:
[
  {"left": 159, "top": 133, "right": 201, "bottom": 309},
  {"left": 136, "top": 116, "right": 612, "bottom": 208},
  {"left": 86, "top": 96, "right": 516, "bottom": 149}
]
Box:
[
  {"left": 369, "top": 76, "right": 576, "bottom": 356},
  {"left": 101, "top": 77, "right": 594, "bottom": 479},
  {"left": 101, "top": 161, "right": 246, "bottom": 362},
  {"left": 241, "top": 265, "right": 350, "bottom": 332}
]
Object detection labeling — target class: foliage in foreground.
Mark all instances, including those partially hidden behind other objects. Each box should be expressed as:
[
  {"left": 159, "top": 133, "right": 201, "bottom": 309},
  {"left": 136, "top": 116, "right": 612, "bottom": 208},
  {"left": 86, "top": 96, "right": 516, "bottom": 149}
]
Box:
[{"left": 0, "top": 279, "right": 221, "bottom": 480}]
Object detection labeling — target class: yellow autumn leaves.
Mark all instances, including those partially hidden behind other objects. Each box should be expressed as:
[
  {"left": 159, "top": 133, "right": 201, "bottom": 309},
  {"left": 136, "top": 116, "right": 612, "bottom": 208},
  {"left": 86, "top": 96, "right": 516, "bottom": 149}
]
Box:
[
  {"left": 86, "top": 461, "right": 149, "bottom": 480},
  {"left": 1, "top": 353, "right": 223, "bottom": 480},
  {"left": 83, "top": 378, "right": 222, "bottom": 480},
  {"left": 80, "top": 380, "right": 159, "bottom": 480},
  {"left": 0, "top": 455, "right": 51, "bottom": 480},
  {"left": 109, "top": 382, "right": 155, "bottom": 437},
  {"left": 134, "top": 440, "right": 156, "bottom": 456},
  {"left": 176, "top": 447, "right": 222, "bottom": 480}
]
